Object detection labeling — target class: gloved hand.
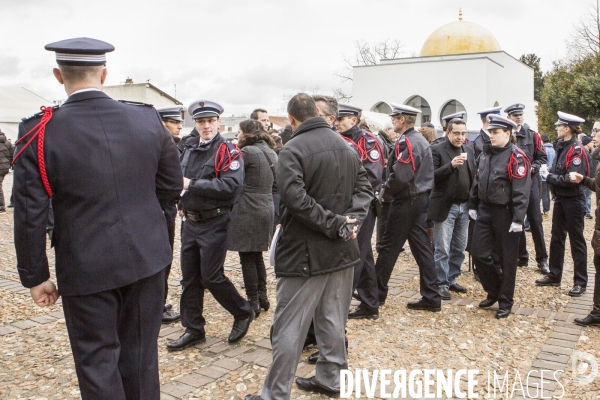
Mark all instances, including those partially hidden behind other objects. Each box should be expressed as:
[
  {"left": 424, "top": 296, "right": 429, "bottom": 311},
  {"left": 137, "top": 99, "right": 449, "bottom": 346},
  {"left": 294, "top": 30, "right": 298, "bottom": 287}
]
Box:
[
  {"left": 509, "top": 222, "right": 523, "bottom": 232},
  {"left": 539, "top": 165, "right": 549, "bottom": 179},
  {"left": 468, "top": 209, "right": 477, "bottom": 220}
]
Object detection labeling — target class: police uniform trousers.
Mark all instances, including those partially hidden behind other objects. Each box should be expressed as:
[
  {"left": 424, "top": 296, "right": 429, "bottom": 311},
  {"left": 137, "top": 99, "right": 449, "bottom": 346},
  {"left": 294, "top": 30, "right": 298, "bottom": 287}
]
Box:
[
  {"left": 353, "top": 205, "right": 379, "bottom": 311},
  {"left": 62, "top": 268, "right": 166, "bottom": 400},
  {"left": 471, "top": 202, "right": 520, "bottom": 310},
  {"left": 375, "top": 193, "right": 440, "bottom": 305},
  {"left": 180, "top": 213, "right": 253, "bottom": 335},
  {"left": 518, "top": 175, "right": 548, "bottom": 264},
  {"left": 261, "top": 267, "right": 353, "bottom": 400},
  {"left": 164, "top": 203, "right": 177, "bottom": 306},
  {"left": 375, "top": 200, "right": 392, "bottom": 253},
  {"left": 547, "top": 195, "right": 588, "bottom": 287}
]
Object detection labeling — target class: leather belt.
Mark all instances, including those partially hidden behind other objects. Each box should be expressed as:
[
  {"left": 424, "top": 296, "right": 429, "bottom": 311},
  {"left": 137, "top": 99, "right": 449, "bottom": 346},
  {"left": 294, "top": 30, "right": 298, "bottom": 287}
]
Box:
[{"left": 184, "top": 208, "right": 229, "bottom": 222}]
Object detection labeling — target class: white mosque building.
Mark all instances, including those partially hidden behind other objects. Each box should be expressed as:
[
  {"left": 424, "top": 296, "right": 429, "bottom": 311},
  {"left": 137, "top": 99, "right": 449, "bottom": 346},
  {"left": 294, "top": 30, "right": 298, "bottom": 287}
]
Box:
[{"left": 353, "top": 11, "right": 536, "bottom": 134}]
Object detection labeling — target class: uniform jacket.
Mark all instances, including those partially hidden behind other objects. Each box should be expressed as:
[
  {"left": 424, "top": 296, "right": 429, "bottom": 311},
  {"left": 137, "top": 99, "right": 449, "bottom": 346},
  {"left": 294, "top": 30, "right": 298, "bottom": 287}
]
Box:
[
  {"left": 274, "top": 117, "right": 373, "bottom": 278},
  {"left": 340, "top": 124, "right": 384, "bottom": 192},
  {"left": 179, "top": 133, "right": 244, "bottom": 212},
  {"left": 0, "top": 132, "right": 13, "bottom": 175},
  {"left": 469, "top": 129, "right": 491, "bottom": 161},
  {"left": 428, "top": 137, "right": 476, "bottom": 222},
  {"left": 13, "top": 91, "right": 183, "bottom": 296},
  {"left": 382, "top": 127, "right": 434, "bottom": 201},
  {"left": 178, "top": 128, "right": 199, "bottom": 152},
  {"left": 514, "top": 125, "right": 547, "bottom": 175},
  {"left": 468, "top": 142, "right": 532, "bottom": 223},
  {"left": 227, "top": 141, "right": 277, "bottom": 252},
  {"left": 581, "top": 147, "right": 600, "bottom": 255},
  {"left": 546, "top": 136, "right": 590, "bottom": 197}
]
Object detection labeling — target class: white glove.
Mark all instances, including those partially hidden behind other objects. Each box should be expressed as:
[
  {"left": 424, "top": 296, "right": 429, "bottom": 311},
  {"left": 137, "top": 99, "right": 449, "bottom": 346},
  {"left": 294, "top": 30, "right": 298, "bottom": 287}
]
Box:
[
  {"left": 539, "top": 165, "right": 549, "bottom": 179},
  {"left": 509, "top": 222, "right": 523, "bottom": 232},
  {"left": 468, "top": 209, "right": 477, "bottom": 220}
]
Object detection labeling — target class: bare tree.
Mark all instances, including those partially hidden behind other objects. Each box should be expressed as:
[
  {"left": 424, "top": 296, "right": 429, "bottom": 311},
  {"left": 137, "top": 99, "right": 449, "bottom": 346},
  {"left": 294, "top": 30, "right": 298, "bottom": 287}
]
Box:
[
  {"left": 567, "top": 0, "right": 600, "bottom": 60},
  {"left": 334, "top": 39, "right": 405, "bottom": 83}
]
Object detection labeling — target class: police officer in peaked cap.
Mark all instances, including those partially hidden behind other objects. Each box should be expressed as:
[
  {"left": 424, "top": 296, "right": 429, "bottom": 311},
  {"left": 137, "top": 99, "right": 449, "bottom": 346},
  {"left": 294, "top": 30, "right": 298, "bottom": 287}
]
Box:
[
  {"left": 167, "top": 100, "right": 255, "bottom": 351},
  {"left": 537, "top": 112, "right": 590, "bottom": 296},
  {"left": 470, "top": 106, "right": 502, "bottom": 160},
  {"left": 430, "top": 111, "right": 466, "bottom": 146},
  {"left": 504, "top": 103, "right": 549, "bottom": 274},
  {"left": 13, "top": 37, "right": 183, "bottom": 399},
  {"left": 468, "top": 115, "right": 531, "bottom": 319},
  {"left": 158, "top": 106, "right": 184, "bottom": 148}
]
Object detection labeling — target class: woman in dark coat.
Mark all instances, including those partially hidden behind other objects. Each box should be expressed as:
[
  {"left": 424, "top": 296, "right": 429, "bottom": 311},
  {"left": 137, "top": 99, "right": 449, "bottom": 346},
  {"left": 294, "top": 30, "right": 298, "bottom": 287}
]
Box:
[{"left": 228, "top": 120, "right": 278, "bottom": 317}]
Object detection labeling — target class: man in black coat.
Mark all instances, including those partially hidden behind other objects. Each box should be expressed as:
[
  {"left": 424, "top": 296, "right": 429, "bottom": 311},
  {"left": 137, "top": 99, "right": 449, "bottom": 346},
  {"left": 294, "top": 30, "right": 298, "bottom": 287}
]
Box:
[
  {"left": 428, "top": 119, "right": 475, "bottom": 301},
  {"left": 246, "top": 94, "right": 372, "bottom": 400},
  {"left": 13, "top": 38, "right": 183, "bottom": 400},
  {"left": 0, "top": 129, "right": 13, "bottom": 213}
]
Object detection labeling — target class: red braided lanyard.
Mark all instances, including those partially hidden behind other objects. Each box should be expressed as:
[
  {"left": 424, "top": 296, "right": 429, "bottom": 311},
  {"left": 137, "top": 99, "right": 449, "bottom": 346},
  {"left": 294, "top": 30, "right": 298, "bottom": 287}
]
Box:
[
  {"left": 566, "top": 146, "right": 590, "bottom": 176},
  {"left": 507, "top": 151, "right": 531, "bottom": 181},
  {"left": 395, "top": 137, "right": 415, "bottom": 174},
  {"left": 341, "top": 135, "right": 366, "bottom": 160},
  {"left": 214, "top": 142, "right": 242, "bottom": 178},
  {"left": 12, "top": 106, "right": 54, "bottom": 197},
  {"left": 359, "top": 133, "right": 386, "bottom": 169}
]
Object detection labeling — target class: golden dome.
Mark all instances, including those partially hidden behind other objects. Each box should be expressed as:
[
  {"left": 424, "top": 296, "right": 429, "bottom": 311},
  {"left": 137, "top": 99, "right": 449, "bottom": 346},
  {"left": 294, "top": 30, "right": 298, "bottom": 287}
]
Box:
[{"left": 420, "top": 19, "right": 501, "bottom": 57}]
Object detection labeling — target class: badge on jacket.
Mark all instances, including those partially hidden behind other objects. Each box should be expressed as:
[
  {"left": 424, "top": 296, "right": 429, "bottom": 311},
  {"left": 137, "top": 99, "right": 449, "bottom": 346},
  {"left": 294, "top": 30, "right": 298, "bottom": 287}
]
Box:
[
  {"left": 573, "top": 157, "right": 581, "bottom": 166},
  {"left": 518, "top": 166, "right": 525, "bottom": 175},
  {"left": 370, "top": 149, "right": 380, "bottom": 160},
  {"left": 230, "top": 160, "right": 241, "bottom": 170}
]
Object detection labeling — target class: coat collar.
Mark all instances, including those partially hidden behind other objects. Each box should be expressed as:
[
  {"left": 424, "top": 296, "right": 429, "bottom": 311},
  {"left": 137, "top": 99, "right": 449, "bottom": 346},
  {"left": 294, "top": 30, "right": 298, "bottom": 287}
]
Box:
[
  {"left": 63, "top": 90, "right": 111, "bottom": 105},
  {"left": 291, "top": 117, "right": 331, "bottom": 138}
]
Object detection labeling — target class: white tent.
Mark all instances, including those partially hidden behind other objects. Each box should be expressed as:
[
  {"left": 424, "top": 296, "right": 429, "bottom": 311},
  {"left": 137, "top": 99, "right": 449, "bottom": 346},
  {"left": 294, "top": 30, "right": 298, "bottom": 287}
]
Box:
[{"left": 0, "top": 86, "right": 52, "bottom": 142}]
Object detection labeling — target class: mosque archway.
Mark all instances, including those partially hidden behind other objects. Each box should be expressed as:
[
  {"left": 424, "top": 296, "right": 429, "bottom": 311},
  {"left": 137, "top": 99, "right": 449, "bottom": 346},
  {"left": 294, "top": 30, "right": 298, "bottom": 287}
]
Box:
[
  {"left": 370, "top": 101, "right": 392, "bottom": 114},
  {"left": 404, "top": 95, "right": 431, "bottom": 126},
  {"left": 439, "top": 99, "right": 467, "bottom": 126}
]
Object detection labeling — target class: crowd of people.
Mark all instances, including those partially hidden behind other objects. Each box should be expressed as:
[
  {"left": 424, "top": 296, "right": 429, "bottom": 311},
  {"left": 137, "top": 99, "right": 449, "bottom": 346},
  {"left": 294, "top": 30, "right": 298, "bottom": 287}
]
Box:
[{"left": 9, "top": 37, "right": 600, "bottom": 400}]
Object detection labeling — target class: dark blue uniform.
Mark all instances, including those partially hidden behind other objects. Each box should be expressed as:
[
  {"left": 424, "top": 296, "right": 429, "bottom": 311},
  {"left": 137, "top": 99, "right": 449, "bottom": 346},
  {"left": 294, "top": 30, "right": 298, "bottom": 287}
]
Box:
[
  {"left": 341, "top": 125, "right": 384, "bottom": 312},
  {"left": 179, "top": 132, "right": 253, "bottom": 336}
]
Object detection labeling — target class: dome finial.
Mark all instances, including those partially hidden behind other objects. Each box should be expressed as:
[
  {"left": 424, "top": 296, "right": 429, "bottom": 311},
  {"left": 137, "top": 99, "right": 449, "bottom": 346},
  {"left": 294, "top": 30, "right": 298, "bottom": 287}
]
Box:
[{"left": 459, "top": 8, "right": 463, "bottom": 21}]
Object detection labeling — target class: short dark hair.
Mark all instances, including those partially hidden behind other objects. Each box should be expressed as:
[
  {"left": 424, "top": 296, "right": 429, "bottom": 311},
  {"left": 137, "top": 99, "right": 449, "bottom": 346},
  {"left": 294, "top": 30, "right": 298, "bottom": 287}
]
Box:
[
  {"left": 312, "top": 95, "right": 338, "bottom": 118},
  {"left": 541, "top": 133, "right": 550, "bottom": 143},
  {"left": 58, "top": 65, "right": 104, "bottom": 83},
  {"left": 250, "top": 108, "right": 268, "bottom": 120},
  {"left": 287, "top": 93, "right": 318, "bottom": 123},
  {"left": 447, "top": 118, "right": 466, "bottom": 132},
  {"left": 238, "top": 119, "right": 275, "bottom": 149}
]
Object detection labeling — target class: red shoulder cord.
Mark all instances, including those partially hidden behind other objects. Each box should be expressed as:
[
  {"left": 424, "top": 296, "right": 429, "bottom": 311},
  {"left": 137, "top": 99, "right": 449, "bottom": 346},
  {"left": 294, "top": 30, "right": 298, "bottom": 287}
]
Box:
[
  {"left": 534, "top": 132, "right": 546, "bottom": 155},
  {"left": 341, "top": 135, "right": 364, "bottom": 159},
  {"left": 394, "top": 137, "right": 415, "bottom": 174},
  {"left": 12, "top": 106, "right": 54, "bottom": 198},
  {"left": 214, "top": 142, "right": 242, "bottom": 178},
  {"left": 507, "top": 149, "right": 531, "bottom": 182},
  {"left": 359, "top": 132, "right": 386, "bottom": 169},
  {"left": 566, "top": 145, "right": 590, "bottom": 176}
]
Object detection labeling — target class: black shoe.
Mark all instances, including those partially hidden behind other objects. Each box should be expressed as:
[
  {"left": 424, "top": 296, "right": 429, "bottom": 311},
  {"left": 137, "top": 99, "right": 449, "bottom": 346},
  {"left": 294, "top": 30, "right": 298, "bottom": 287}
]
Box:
[
  {"left": 352, "top": 290, "right": 361, "bottom": 301},
  {"left": 479, "top": 298, "right": 497, "bottom": 308},
  {"left": 568, "top": 286, "right": 586, "bottom": 297},
  {"left": 296, "top": 376, "right": 339, "bottom": 397},
  {"left": 449, "top": 283, "right": 467, "bottom": 293},
  {"left": 537, "top": 260, "right": 550, "bottom": 275},
  {"left": 574, "top": 314, "right": 600, "bottom": 326},
  {"left": 244, "top": 395, "right": 264, "bottom": 400},
  {"left": 162, "top": 310, "right": 181, "bottom": 324},
  {"left": 438, "top": 285, "right": 451, "bottom": 301},
  {"left": 378, "top": 297, "right": 386, "bottom": 306},
  {"left": 407, "top": 298, "right": 441, "bottom": 312},
  {"left": 535, "top": 276, "right": 561, "bottom": 286},
  {"left": 6, "top": 203, "right": 13, "bottom": 208},
  {"left": 167, "top": 332, "right": 206, "bottom": 351},
  {"left": 307, "top": 351, "right": 319, "bottom": 364},
  {"left": 164, "top": 303, "right": 173, "bottom": 311},
  {"left": 586, "top": 213, "right": 593, "bottom": 219},
  {"left": 258, "top": 290, "right": 270, "bottom": 311},
  {"left": 496, "top": 309, "right": 511, "bottom": 319},
  {"left": 517, "top": 260, "right": 528, "bottom": 267},
  {"left": 228, "top": 312, "right": 254, "bottom": 343},
  {"left": 348, "top": 306, "right": 379, "bottom": 320}
]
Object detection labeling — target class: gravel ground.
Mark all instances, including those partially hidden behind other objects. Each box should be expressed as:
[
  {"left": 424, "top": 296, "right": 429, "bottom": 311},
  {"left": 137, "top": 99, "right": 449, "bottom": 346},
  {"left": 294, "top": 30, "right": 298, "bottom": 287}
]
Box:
[{"left": 1, "top": 172, "right": 600, "bottom": 399}]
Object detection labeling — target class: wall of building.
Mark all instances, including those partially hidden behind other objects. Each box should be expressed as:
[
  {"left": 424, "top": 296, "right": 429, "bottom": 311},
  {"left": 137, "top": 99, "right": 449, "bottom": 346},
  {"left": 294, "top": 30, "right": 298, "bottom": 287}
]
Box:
[{"left": 103, "top": 85, "right": 179, "bottom": 109}]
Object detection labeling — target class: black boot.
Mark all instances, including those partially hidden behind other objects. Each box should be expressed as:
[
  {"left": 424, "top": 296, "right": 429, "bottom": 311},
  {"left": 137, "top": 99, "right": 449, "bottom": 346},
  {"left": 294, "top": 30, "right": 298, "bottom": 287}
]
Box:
[
  {"left": 258, "top": 289, "right": 270, "bottom": 311},
  {"left": 256, "top": 255, "right": 270, "bottom": 311},
  {"left": 575, "top": 269, "right": 600, "bottom": 326},
  {"left": 247, "top": 293, "right": 261, "bottom": 318},
  {"left": 240, "top": 252, "right": 261, "bottom": 318}
]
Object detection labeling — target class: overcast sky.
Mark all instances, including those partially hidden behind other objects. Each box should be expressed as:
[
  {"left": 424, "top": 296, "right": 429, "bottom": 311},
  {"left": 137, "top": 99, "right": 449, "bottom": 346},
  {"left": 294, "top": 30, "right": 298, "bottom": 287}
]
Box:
[{"left": 0, "top": 0, "right": 592, "bottom": 116}]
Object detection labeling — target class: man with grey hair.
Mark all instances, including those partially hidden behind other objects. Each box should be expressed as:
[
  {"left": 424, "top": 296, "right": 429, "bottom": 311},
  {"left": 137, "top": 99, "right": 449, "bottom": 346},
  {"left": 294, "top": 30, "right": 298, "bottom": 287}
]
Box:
[
  {"left": 312, "top": 94, "right": 338, "bottom": 128},
  {"left": 245, "top": 93, "right": 372, "bottom": 400}
]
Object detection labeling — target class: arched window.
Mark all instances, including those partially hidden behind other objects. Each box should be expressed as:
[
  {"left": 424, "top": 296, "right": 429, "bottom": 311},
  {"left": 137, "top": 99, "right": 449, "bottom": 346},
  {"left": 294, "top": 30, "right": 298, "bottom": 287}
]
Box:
[
  {"left": 370, "top": 102, "right": 392, "bottom": 114},
  {"left": 404, "top": 95, "right": 431, "bottom": 126},
  {"left": 439, "top": 99, "right": 467, "bottom": 126}
]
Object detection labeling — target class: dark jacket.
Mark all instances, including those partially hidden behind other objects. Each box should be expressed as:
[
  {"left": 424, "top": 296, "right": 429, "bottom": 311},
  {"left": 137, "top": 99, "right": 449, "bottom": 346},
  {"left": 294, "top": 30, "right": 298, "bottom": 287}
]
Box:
[
  {"left": 227, "top": 141, "right": 277, "bottom": 252},
  {"left": 340, "top": 124, "right": 384, "bottom": 192},
  {"left": 546, "top": 136, "right": 590, "bottom": 197},
  {"left": 469, "top": 129, "right": 491, "bottom": 161},
  {"left": 13, "top": 91, "right": 183, "bottom": 296},
  {"left": 274, "top": 117, "right": 373, "bottom": 278},
  {"left": 0, "top": 132, "right": 13, "bottom": 175},
  {"left": 178, "top": 128, "right": 199, "bottom": 152},
  {"left": 279, "top": 126, "right": 293, "bottom": 145},
  {"left": 383, "top": 127, "right": 434, "bottom": 200},
  {"left": 428, "top": 137, "right": 475, "bottom": 222},
  {"left": 581, "top": 147, "right": 600, "bottom": 255},
  {"left": 179, "top": 132, "right": 244, "bottom": 211},
  {"left": 514, "top": 125, "right": 547, "bottom": 175},
  {"left": 468, "top": 142, "right": 531, "bottom": 223}
]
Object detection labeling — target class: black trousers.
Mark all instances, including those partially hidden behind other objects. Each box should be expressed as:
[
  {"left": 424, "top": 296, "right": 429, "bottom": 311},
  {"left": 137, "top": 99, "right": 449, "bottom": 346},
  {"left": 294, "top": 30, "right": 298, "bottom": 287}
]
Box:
[
  {"left": 375, "top": 194, "right": 440, "bottom": 305},
  {"left": 164, "top": 204, "right": 177, "bottom": 306},
  {"left": 548, "top": 195, "right": 588, "bottom": 287},
  {"left": 591, "top": 256, "right": 600, "bottom": 314},
  {"left": 62, "top": 268, "right": 166, "bottom": 400},
  {"left": 272, "top": 193, "right": 281, "bottom": 229},
  {"left": 239, "top": 251, "right": 267, "bottom": 297},
  {"left": 518, "top": 175, "right": 548, "bottom": 264},
  {"left": 353, "top": 206, "right": 379, "bottom": 310},
  {"left": 180, "top": 213, "right": 253, "bottom": 335},
  {"left": 375, "top": 201, "right": 392, "bottom": 253},
  {"left": 0, "top": 173, "right": 5, "bottom": 209},
  {"left": 472, "top": 202, "right": 520, "bottom": 310}
]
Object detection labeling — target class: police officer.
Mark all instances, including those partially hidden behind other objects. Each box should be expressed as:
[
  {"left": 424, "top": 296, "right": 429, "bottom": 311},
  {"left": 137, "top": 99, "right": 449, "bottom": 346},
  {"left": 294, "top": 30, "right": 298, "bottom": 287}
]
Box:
[
  {"left": 376, "top": 104, "right": 441, "bottom": 312},
  {"left": 470, "top": 106, "right": 502, "bottom": 160},
  {"left": 430, "top": 111, "right": 466, "bottom": 146},
  {"left": 13, "top": 38, "right": 183, "bottom": 399},
  {"left": 167, "top": 100, "right": 254, "bottom": 351},
  {"left": 537, "top": 112, "right": 590, "bottom": 296},
  {"left": 504, "top": 103, "right": 549, "bottom": 274},
  {"left": 335, "top": 103, "right": 384, "bottom": 320},
  {"left": 157, "top": 106, "right": 184, "bottom": 323},
  {"left": 468, "top": 115, "right": 531, "bottom": 319}
]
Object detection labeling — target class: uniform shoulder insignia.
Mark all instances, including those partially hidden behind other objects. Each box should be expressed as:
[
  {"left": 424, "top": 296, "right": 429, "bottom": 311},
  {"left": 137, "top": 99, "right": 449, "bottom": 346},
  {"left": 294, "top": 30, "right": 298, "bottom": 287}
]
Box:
[
  {"left": 471, "top": 134, "right": 480, "bottom": 142},
  {"left": 362, "top": 130, "right": 376, "bottom": 143},
  {"left": 508, "top": 147, "right": 530, "bottom": 180},
  {"left": 22, "top": 105, "right": 59, "bottom": 123},
  {"left": 118, "top": 100, "right": 154, "bottom": 107}
]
